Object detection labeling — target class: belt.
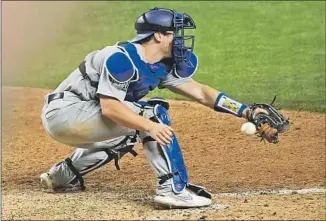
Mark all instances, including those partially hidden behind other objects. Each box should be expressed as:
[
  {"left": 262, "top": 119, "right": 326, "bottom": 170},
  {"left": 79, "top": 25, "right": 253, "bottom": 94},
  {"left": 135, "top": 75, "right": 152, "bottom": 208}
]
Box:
[
  {"left": 79, "top": 61, "right": 87, "bottom": 78},
  {"left": 78, "top": 61, "right": 98, "bottom": 88},
  {"left": 47, "top": 92, "right": 64, "bottom": 104}
]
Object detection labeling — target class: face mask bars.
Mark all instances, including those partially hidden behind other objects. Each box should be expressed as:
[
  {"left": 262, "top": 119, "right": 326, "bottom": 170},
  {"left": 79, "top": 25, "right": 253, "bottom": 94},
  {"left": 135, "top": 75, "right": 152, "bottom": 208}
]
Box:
[{"left": 172, "top": 12, "right": 196, "bottom": 64}]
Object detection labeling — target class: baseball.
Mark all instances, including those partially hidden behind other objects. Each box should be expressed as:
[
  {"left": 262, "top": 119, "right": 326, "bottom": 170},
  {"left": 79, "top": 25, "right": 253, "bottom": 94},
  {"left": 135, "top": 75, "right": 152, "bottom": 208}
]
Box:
[{"left": 241, "top": 122, "right": 257, "bottom": 135}]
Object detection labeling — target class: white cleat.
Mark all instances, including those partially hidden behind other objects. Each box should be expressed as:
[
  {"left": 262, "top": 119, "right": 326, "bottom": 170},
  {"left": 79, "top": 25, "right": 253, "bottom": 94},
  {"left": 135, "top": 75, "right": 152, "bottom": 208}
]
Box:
[
  {"left": 154, "top": 188, "right": 212, "bottom": 209},
  {"left": 39, "top": 172, "right": 83, "bottom": 192},
  {"left": 40, "top": 172, "right": 55, "bottom": 189}
]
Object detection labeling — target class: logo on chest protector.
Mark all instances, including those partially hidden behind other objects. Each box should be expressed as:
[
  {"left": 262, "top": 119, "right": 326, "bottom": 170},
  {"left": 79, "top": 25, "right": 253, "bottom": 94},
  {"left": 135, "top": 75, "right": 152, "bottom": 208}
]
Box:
[{"left": 109, "top": 75, "right": 129, "bottom": 91}]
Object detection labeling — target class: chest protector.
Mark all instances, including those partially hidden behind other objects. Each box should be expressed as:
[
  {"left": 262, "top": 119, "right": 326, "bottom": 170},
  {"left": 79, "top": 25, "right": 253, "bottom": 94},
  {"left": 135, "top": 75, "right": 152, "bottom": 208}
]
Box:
[{"left": 117, "top": 42, "right": 168, "bottom": 102}]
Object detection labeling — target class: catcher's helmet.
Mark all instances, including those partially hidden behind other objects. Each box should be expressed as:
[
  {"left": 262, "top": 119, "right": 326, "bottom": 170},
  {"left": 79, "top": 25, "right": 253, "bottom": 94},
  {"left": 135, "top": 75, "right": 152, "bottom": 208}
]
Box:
[{"left": 130, "top": 7, "right": 196, "bottom": 64}]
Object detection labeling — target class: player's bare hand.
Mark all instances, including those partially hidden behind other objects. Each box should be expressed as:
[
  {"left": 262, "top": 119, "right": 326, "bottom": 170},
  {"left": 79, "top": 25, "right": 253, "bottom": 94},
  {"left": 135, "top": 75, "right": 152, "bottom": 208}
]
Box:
[{"left": 148, "top": 123, "right": 174, "bottom": 145}]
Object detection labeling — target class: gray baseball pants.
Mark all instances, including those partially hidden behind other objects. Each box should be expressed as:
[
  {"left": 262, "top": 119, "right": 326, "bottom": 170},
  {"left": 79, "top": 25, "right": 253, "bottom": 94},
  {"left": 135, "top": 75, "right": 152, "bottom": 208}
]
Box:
[{"left": 41, "top": 91, "right": 172, "bottom": 192}]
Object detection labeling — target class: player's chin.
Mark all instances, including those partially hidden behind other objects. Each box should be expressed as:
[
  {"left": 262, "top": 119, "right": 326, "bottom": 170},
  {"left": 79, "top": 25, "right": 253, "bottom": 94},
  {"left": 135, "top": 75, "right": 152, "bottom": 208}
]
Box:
[
  {"left": 162, "top": 52, "right": 173, "bottom": 60},
  {"left": 165, "top": 46, "right": 173, "bottom": 58},
  {"left": 165, "top": 50, "right": 173, "bottom": 59}
]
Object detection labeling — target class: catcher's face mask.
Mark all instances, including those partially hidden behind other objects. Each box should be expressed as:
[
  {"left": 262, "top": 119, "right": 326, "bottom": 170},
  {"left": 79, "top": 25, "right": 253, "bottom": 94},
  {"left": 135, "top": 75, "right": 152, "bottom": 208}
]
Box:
[
  {"left": 131, "top": 8, "right": 196, "bottom": 66},
  {"left": 172, "top": 12, "right": 196, "bottom": 65}
]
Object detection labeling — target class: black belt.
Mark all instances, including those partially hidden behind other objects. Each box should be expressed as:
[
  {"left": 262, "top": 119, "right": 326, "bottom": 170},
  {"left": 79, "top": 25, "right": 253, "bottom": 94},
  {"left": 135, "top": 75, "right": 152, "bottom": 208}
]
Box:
[
  {"left": 79, "top": 61, "right": 98, "bottom": 88},
  {"left": 79, "top": 61, "right": 87, "bottom": 79},
  {"left": 48, "top": 92, "right": 64, "bottom": 104}
]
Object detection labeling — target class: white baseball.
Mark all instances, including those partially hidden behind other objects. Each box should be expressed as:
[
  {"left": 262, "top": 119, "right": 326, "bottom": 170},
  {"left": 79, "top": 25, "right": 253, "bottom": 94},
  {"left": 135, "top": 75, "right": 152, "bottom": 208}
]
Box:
[{"left": 241, "top": 122, "right": 257, "bottom": 135}]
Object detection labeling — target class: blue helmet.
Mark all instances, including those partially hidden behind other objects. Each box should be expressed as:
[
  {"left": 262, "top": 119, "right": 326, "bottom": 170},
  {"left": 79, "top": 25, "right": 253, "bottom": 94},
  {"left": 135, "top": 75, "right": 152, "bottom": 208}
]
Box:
[{"left": 130, "top": 7, "right": 196, "bottom": 64}]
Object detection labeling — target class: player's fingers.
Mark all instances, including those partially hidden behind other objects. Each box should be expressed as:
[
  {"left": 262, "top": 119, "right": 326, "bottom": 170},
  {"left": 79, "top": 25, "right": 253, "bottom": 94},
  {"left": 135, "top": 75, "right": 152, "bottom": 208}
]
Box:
[
  {"left": 166, "top": 126, "right": 174, "bottom": 132},
  {"left": 157, "top": 133, "right": 171, "bottom": 145},
  {"left": 161, "top": 130, "right": 173, "bottom": 142},
  {"left": 152, "top": 134, "right": 164, "bottom": 145},
  {"left": 254, "top": 108, "right": 268, "bottom": 116},
  {"left": 156, "top": 138, "right": 165, "bottom": 146},
  {"left": 163, "top": 127, "right": 173, "bottom": 137}
]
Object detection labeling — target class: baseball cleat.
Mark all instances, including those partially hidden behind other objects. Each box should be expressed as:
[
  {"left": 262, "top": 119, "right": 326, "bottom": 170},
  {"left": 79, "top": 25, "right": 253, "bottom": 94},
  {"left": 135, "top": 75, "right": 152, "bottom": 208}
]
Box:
[
  {"left": 154, "top": 188, "right": 212, "bottom": 209},
  {"left": 39, "top": 172, "right": 83, "bottom": 192},
  {"left": 40, "top": 172, "right": 55, "bottom": 189}
]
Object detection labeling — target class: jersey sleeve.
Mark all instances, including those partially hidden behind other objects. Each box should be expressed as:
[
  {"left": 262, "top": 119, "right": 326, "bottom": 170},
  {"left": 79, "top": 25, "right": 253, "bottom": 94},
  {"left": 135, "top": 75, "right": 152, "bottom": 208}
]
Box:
[{"left": 97, "top": 49, "right": 137, "bottom": 101}]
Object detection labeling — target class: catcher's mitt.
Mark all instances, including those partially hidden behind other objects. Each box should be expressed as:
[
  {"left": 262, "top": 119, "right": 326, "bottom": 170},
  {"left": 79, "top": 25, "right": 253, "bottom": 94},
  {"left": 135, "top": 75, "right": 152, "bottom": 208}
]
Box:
[{"left": 246, "top": 96, "right": 289, "bottom": 144}]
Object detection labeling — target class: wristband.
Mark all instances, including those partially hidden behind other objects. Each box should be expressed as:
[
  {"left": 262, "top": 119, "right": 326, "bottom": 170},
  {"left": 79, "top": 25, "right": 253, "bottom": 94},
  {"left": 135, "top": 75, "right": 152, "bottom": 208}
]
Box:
[{"left": 214, "top": 93, "right": 247, "bottom": 117}]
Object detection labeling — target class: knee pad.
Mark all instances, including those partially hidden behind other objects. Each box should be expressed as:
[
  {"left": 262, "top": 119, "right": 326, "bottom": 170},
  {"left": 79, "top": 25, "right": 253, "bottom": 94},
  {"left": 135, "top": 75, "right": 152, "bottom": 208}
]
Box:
[{"left": 147, "top": 96, "right": 170, "bottom": 110}]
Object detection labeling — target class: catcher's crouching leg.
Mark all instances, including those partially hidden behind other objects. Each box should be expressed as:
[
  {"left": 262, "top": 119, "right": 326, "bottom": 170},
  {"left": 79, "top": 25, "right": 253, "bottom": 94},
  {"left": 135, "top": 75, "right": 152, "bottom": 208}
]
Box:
[
  {"left": 40, "top": 136, "right": 138, "bottom": 192},
  {"left": 139, "top": 100, "right": 212, "bottom": 208}
]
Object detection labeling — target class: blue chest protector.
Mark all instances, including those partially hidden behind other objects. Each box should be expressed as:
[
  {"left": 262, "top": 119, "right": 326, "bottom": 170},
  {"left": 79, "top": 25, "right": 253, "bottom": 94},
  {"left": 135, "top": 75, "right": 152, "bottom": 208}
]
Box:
[{"left": 117, "top": 42, "right": 169, "bottom": 102}]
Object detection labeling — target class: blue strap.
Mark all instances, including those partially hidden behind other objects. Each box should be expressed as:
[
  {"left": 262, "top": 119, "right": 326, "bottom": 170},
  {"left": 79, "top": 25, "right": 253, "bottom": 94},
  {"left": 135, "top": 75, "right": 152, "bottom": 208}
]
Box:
[{"left": 214, "top": 93, "right": 247, "bottom": 117}]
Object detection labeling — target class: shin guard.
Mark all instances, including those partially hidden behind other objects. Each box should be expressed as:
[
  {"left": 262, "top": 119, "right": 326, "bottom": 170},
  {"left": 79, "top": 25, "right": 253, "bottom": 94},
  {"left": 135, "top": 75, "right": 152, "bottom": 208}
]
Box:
[
  {"left": 152, "top": 104, "right": 189, "bottom": 193},
  {"left": 140, "top": 99, "right": 211, "bottom": 198}
]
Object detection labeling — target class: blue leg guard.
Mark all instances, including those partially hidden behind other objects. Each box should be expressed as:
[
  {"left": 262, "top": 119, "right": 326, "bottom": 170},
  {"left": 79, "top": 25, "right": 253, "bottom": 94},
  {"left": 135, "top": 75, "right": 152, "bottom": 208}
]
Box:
[
  {"left": 153, "top": 104, "right": 189, "bottom": 193},
  {"left": 137, "top": 98, "right": 212, "bottom": 198}
]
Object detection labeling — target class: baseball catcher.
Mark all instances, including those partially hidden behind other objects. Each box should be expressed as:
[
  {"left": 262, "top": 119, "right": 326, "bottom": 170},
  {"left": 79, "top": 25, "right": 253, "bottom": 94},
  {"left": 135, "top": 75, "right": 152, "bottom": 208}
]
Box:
[{"left": 39, "top": 7, "right": 289, "bottom": 208}]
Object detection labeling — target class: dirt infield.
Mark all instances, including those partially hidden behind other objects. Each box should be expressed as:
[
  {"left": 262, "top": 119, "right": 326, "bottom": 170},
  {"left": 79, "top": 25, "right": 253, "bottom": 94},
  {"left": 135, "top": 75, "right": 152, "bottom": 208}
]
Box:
[
  {"left": 2, "top": 1, "right": 325, "bottom": 219},
  {"left": 1, "top": 86, "right": 325, "bottom": 220}
]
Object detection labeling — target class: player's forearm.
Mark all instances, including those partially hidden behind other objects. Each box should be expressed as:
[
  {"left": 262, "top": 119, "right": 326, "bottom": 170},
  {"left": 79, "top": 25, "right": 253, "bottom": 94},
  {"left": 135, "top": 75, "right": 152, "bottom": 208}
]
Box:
[
  {"left": 172, "top": 81, "right": 248, "bottom": 118},
  {"left": 172, "top": 81, "right": 220, "bottom": 107},
  {"left": 100, "top": 97, "right": 154, "bottom": 131},
  {"left": 198, "top": 84, "right": 221, "bottom": 108},
  {"left": 200, "top": 85, "right": 248, "bottom": 118}
]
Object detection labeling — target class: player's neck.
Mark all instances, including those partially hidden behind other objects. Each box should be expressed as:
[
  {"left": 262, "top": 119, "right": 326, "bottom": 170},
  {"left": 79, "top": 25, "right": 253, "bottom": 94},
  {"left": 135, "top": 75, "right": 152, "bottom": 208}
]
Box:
[{"left": 139, "top": 43, "right": 164, "bottom": 64}]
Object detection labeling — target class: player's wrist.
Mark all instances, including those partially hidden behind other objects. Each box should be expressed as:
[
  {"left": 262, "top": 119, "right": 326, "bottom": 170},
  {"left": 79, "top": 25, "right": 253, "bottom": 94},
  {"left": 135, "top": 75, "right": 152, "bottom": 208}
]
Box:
[
  {"left": 213, "top": 92, "right": 247, "bottom": 117},
  {"left": 142, "top": 119, "right": 156, "bottom": 132},
  {"left": 241, "top": 107, "right": 249, "bottom": 119}
]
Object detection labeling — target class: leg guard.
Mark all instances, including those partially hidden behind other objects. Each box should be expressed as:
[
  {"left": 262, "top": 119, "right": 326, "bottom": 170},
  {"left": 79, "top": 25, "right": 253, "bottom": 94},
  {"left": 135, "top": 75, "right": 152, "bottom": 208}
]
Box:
[
  {"left": 153, "top": 104, "right": 189, "bottom": 193},
  {"left": 48, "top": 135, "right": 138, "bottom": 189},
  {"left": 139, "top": 102, "right": 188, "bottom": 193},
  {"left": 147, "top": 96, "right": 170, "bottom": 110},
  {"left": 139, "top": 98, "right": 212, "bottom": 198}
]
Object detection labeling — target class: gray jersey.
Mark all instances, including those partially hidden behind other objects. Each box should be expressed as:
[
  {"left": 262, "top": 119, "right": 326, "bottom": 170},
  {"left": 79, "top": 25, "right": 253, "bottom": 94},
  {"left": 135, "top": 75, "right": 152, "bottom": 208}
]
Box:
[{"left": 53, "top": 42, "right": 192, "bottom": 102}]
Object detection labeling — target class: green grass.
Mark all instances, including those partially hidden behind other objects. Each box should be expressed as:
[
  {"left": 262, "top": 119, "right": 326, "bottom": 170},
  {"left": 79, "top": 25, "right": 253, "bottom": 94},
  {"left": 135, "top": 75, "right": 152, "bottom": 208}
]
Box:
[{"left": 4, "top": 1, "right": 325, "bottom": 112}]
